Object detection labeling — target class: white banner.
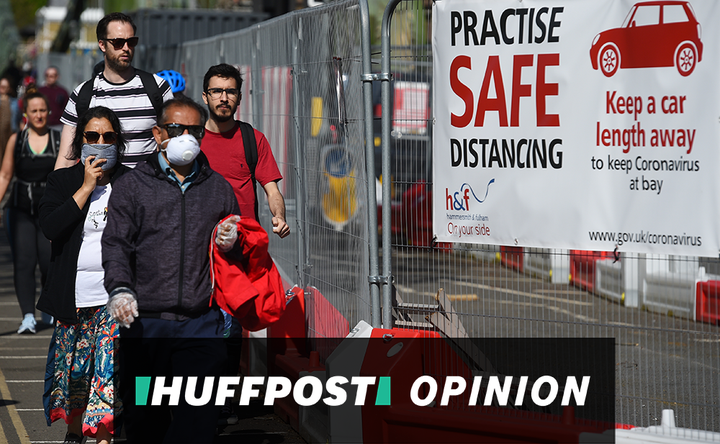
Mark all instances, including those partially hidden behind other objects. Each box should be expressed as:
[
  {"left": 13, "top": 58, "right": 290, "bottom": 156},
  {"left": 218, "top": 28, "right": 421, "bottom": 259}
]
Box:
[{"left": 432, "top": 0, "right": 720, "bottom": 256}]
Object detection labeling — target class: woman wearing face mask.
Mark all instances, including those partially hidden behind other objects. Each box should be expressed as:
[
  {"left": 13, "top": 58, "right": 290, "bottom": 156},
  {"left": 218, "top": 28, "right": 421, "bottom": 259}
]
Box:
[
  {"left": 37, "top": 106, "right": 129, "bottom": 444},
  {"left": 0, "top": 84, "right": 59, "bottom": 334}
]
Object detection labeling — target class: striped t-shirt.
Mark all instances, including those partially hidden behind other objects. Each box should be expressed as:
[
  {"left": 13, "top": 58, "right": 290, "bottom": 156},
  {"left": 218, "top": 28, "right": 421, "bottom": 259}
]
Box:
[{"left": 61, "top": 72, "right": 174, "bottom": 167}]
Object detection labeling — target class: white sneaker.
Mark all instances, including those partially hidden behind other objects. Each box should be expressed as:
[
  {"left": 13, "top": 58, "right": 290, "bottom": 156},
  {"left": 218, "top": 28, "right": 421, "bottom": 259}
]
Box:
[{"left": 17, "top": 314, "right": 36, "bottom": 334}]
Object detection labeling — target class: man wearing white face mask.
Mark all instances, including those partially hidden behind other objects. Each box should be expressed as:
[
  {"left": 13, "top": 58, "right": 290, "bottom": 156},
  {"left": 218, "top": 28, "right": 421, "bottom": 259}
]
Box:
[{"left": 101, "top": 96, "right": 242, "bottom": 443}]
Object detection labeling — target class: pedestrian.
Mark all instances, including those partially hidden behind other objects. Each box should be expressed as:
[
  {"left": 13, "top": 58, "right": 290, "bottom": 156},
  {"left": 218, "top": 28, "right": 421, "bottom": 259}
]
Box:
[
  {"left": 200, "top": 63, "right": 290, "bottom": 425},
  {"left": 55, "top": 12, "right": 173, "bottom": 169},
  {"left": 201, "top": 63, "right": 289, "bottom": 238},
  {"left": 38, "top": 66, "right": 70, "bottom": 132},
  {"left": 103, "top": 95, "right": 242, "bottom": 443},
  {"left": 0, "top": 85, "right": 59, "bottom": 334},
  {"left": 37, "top": 106, "right": 130, "bottom": 444},
  {"left": 0, "top": 76, "right": 21, "bottom": 163}
]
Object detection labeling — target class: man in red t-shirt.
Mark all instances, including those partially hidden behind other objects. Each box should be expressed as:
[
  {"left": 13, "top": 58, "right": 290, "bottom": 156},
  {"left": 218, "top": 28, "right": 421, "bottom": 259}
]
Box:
[
  {"left": 201, "top": 63, "right": 289, "bottom": 428},
  {"left": 200, "top": 63, "right": 289, "bottom": 238}
]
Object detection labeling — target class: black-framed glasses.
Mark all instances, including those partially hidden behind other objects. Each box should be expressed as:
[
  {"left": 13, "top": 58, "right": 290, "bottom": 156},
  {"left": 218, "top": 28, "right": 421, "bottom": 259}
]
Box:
[
  {"left": 160, "top": 123, "right": 205, "bottom": 140},
  {"left": 103, "top": 37, "right": 139, "bottom": 50},
  {"left": 205, "top": 88, "right": 239, "bottom": 99},
  {"left": 84, "top": 131, "right": 118, "bottom": 144}
]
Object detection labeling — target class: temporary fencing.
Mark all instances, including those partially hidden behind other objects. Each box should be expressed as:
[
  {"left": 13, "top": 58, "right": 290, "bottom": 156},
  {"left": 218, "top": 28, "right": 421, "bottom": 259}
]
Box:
[
  {"left": 162, "top": 0, "right": 720, "bottom": 438},
  {"left": 175, "top": 0, "right": 375, "bottom": 335},
  {"left": 377, "top": 0, "right": 720, "bottom": 439},
  {"left": 35, "top": 0, "right": 720, "bottom": 440}
]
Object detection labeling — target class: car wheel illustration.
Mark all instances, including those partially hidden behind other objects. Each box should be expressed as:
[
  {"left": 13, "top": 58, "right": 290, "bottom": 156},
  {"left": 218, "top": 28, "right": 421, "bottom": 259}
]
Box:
[
  {"left": 599, "top": 44, "right": 619, "bottom": 77},
  {"left": 675, "top": 42, "right": 697, "bottom": 76}
]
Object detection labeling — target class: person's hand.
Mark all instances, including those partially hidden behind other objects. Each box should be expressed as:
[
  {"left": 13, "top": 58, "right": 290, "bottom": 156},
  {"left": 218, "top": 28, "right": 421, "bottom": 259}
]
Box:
[
  {"left": 216, "top": 215, "right": 241, "bottom": 251},
  {"left": 272, "top": 216, "right": 290, "bottom": 238},
  {"left": 82, "top": 155, "right": 106, "bottom": 192},
  {"left": 107, "top": 292, "right": 138, "bottom": 328}
]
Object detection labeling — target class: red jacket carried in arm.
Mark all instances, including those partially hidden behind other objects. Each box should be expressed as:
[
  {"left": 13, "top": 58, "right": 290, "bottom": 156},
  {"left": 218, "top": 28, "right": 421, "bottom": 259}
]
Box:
[{"left": 210, "top": 215, "right": 287, "bottom": 331}]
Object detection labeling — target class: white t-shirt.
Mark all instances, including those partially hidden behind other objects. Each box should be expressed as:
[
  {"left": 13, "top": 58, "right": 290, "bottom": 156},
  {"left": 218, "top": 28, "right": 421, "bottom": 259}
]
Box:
[{"left": 75, "top": 184, "right": 112, "bottom": 308}]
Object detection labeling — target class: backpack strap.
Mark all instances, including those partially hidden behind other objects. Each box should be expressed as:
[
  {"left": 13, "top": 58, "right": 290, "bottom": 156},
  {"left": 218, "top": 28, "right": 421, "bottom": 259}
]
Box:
[
  {"left": 50, "top": 129, "right": 61, "bottom": 156},
  {"left": 75, "top": 75, "right": 97, "bottom": 121},
  {"left": 238, "top": 121, "right": 259, "bottom": 220},
  {"left": 75, "top": 69, "right": 163, "bottom": 121},
  {"left": 13, "top": 128, "right": 26, "bottom": 166},
  {"left": 136, "top": 69, "right": 163, "bottom": 119}
]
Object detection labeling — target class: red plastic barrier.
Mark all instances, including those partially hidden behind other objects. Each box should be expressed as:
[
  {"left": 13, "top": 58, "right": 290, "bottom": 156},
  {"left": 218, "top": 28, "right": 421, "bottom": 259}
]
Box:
[
  {"left": 358, "top": 328, "right": 613, "bottom": 443},
  {"left": 696, "top": 281, "right": 720, "bottom": 325},
  {"left": 267, "top": 288, "right": 308, "bottom": 430},
  {"left": 501, "top": 246, "right": 524, "bottom": 273},
  {"left": 569, "top": 250, "right": 612, "bottom": 294}
]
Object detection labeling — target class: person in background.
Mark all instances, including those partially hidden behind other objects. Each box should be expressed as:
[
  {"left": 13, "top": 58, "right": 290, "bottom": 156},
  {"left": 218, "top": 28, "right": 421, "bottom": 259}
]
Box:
[
  {"left": 0, "top": 77, "right": 21, "bottom": 165},
  {"left": 37, "top": 106, "right": 130, "bottom": 444},
  {"left": 156, "top": 69, "right": 186, "bottom": 97},
  {"left": 0, "top": 85, "right": 59, "bottom": 334},
  {"left": 39, "top": 66, "right": 70, "bottom": 132},
  {"left": 55, "top": 12, "right": 173, "bottom": 169},
  {"left": 103, "top": 96, "right": 241, "bottom": 443}
]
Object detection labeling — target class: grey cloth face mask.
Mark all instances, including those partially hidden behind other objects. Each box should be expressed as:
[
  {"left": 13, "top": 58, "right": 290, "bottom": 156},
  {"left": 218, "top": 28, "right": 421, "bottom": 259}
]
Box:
[{"left": 81, "top": 143, "right": 118, "bottom": 171}]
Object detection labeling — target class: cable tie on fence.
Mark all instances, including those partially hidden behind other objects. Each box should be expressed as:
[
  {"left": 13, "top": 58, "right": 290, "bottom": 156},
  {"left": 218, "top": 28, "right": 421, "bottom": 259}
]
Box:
[
  {"left": 361, "top": 73, "right": 391, "bottom": 82},
  {"left": 613, "top": 244, "right": 620, "bottom": 263},
  {"left": 368, "top": 275, "right": 392, "bottom": 285}
]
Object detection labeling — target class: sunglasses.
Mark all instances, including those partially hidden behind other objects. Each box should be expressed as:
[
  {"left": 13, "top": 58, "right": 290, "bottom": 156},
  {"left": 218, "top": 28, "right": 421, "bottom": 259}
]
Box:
[
  {"left": 103, "top": 37, "right": 139, "bottom": 50},
  {"left": 160, "top": 123, "right": 205, "bottom": 140},
  {"left": 84, "top": 131, "right": 118, "bottom": 144}
]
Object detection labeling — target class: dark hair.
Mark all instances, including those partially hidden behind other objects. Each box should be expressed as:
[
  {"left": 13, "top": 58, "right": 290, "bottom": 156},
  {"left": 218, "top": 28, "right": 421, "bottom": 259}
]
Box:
[
  {"left": 96, "top": 12, "right": 136, "bottom": 41},
  {"left": 0, "top": 77, "right": 16, "bottom": 98},
  {"left": 203, "top": 63, "right": 243, "bottom": 93},
  {"left": 158, "top": 96, "right": 208, "bottom": 128},
  {"left": 22, "top": 84, "right": 48, "bottom": 111},
  {"left": 69, "top": 106, "right": 127, "bottom": 161}
]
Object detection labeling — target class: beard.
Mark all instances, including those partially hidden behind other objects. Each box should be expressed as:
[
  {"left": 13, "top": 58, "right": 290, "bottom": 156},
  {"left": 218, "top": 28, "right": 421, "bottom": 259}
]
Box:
[
  {"left": 105, "top": 50, "right": 133, "bottom": 72},
  {"left": 209, "top": 104, "right": 236, "bottom": 123}
]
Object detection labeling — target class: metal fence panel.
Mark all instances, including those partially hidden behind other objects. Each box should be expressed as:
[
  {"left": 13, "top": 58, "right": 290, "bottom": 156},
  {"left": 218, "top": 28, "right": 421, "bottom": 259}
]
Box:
[
  {"left": 34, "top": 0, "right": 720, "bottom": 436},
  {"left": 178, "top": 0, "right": 373, "bottom": 334},
  {"left": 382, "top": 0, "right": 719, "bottom": 435}
]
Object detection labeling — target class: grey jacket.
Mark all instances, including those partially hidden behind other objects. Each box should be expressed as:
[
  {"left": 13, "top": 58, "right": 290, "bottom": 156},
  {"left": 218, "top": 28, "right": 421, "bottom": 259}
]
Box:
[{"left": 102, "top": 152, "right": 241, "bottom": 320}]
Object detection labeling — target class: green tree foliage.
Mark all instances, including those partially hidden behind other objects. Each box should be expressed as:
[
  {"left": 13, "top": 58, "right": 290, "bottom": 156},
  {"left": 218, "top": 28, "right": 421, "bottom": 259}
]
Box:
[{"left": 9, "top": 0, "right": 46, "bottom": 30}]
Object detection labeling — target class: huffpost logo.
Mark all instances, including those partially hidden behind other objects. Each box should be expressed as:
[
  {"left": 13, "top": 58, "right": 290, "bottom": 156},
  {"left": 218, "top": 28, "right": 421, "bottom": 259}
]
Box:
[
  {"left": 135, "top": 376, "right": 392, "bottom": 407},
  {"left": 135, "top": 374, "right": 590, "bottom": 407}
]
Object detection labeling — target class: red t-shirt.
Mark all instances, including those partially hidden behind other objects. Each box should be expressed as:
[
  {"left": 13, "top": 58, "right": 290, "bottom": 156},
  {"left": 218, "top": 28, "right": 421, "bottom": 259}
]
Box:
[{"left": 201, "top": 122, "right": 282, "bottom": 220}]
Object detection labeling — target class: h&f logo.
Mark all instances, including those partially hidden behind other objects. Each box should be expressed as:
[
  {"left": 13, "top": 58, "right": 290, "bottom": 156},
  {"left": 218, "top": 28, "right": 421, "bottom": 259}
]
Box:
[{"left": 446, "top": 180, "right": 495, "bottom": 211}]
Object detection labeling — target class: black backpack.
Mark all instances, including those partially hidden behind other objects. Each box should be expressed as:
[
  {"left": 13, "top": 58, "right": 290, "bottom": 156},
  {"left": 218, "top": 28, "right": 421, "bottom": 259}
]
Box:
[
  {"left": 238, "top": 120, "right": 259, "bottom": 220},
  {"left": 75, "top": 62, "right": 164, "bottom": 119}
]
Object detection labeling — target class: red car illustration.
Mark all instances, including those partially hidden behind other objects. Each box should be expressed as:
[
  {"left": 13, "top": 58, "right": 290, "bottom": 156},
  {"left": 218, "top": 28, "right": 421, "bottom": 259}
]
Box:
[{"left": 590, "top": 1, "right": 703, "bottom": 77}]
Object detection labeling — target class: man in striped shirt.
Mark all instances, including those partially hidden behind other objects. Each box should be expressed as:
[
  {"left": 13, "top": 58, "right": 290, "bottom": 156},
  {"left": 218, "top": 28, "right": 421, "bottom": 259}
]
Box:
[{"left": 55, "top": 12, "right": 173, "bottom": 169}]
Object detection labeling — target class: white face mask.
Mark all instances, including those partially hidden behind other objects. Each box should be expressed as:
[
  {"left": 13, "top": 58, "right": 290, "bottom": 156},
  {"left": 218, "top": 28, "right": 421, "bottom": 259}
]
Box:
[{"left": 161, "top": 134, "right": 201, "bottom": 166}]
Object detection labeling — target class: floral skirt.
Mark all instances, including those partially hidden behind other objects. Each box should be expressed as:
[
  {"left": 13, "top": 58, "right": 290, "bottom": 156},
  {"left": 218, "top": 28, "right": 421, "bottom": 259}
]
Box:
[{"left": 49, "top": 306, "right": 120, "bottom": 437}]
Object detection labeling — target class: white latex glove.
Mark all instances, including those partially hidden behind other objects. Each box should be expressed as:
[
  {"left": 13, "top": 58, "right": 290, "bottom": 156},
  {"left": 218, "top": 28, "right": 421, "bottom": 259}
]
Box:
[
  {"left": 107, "top": 292, "right": 139, "bottom": 328},
  {"left": 215, "top": 215, "right": 240, "bottom": 252}
]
